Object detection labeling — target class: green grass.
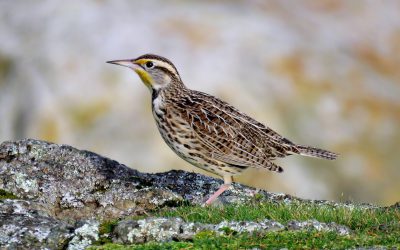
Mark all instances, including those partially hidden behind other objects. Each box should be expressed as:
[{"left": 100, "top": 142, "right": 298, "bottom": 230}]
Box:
[
  {"left": 89, "top": 201, "right": 400, "bottom": 249},
  {"left": 157, "top": 201, "right": 399, "bottom": 233}
]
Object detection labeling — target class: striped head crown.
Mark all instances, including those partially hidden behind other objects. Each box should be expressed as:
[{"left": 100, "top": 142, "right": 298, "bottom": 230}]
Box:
[{"left": 107, "top": 54, "right": 182, "bottom": 91}]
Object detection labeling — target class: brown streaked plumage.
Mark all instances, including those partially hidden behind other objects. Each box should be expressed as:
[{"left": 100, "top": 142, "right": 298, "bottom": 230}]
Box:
[{"left": 107, "top": 54, "right": 338, "bottom": 204}]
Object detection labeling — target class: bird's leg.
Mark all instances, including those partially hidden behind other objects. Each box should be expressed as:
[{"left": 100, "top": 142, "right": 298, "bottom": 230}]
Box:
[
  {"left": 205, "top": 184, "right": 230, "bottom": 205},
  {"left": 205, "top": 176, "right": 232, "bottom": 205}
]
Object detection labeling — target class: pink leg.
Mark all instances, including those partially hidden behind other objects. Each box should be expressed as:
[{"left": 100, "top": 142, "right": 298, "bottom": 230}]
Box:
[
  {"left": 205, "top": 184, "right": 231, "bottom": 205},
  {"left": 205, "top": 176, "right": 233, "bottom": 205}
]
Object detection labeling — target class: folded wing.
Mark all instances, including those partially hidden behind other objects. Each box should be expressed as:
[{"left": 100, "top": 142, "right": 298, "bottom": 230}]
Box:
[{"left": 173, "top": 91, "right": 297, "bottom": 172}]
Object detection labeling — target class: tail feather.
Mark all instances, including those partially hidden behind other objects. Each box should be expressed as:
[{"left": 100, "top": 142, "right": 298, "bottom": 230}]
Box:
[{"left": 296, "top": 145, "right": 338, "bottom": 160}]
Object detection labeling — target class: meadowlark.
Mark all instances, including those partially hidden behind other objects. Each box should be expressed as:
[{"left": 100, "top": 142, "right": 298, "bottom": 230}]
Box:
[{"left": 107, "top": 54, "right": 338, "bottom": 205}]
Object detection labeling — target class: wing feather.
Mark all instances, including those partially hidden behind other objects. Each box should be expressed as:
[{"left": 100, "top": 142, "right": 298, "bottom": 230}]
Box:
[{"left": 172, "top": 91, "right": 295, "bottom": 171}]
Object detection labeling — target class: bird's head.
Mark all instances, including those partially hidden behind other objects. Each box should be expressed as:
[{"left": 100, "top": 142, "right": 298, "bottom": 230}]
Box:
[{"left": 107, "top": 54, "right": 182, "bottom": 92}]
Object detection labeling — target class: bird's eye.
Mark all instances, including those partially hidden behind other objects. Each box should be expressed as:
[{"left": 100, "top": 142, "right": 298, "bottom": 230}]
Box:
[{"left": 145, "top": 61, "right": 154, "bottom": 68}]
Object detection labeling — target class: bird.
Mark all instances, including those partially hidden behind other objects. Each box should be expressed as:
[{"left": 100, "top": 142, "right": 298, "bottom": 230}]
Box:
[{"left": 107, "top": 54, "right": 338, "bottom": 205}]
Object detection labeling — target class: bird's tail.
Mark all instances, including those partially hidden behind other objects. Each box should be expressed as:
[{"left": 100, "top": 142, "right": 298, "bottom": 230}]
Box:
[{"left": 296, "top": 145, "right": 338, "bottom": 160}]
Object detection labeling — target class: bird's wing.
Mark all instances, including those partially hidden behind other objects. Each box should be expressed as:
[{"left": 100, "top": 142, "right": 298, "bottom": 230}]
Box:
[{"left": 174, "top": 92, "right": 296, "bottom": 172}]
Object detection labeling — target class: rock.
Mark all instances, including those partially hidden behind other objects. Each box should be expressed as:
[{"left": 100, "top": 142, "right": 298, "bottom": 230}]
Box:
[
  {"left": 0, "top": 199, "right": 49, "bottom": 218},
  {"left": 0, "top": 139, "right": 183, "bottom": 222},
  {"left": 214, "top": 220, "right": 285, "bottom": 234},
  {"left": 114, "top": 217, "right": 184, "bottom": 244},
  {"left": 0, "top": 139, "right": 300, "bottom": 221},
  {"left": 0, "top": 199, "right": 101, "bottom": 250},
  {"left": 113, "top": 217, "right": 285, "bottom": 244},
  {"left": 0, "top": 204, "right": 74, "bottom": 249},
  {"left": 0, "top": 139, "right": 391, "bottom": 248},
  {"left": 286, "top": 219, "right": 351, "bottom": 236},
  {"left": 67, "top": 220, "right": 100, "bottom": 250},
  {"left": 112, "top": 217, "right": 351, "bottom": 244}
]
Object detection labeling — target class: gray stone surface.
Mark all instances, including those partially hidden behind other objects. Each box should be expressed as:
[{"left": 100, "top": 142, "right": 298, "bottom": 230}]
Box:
[
  {"left": 114, "top": 217, "right": 184, "bottom": 244},
  {"left": 67, "top": 220, "right": 100, "bottom": 250},
  {"left": 113, "top": 217, "right": 351, "bottom": 244},
  {"left": 0, "top": 207, "right": 73, "bottom": 249},
  {"left": 286, "top": 219, "right": 350, "bottom": 236},
  {"left": 113, "top": 217, "right": 284, "bottom": 244},
  {"left": 0, "top": 139, "right": 183, "bottom": 223}
]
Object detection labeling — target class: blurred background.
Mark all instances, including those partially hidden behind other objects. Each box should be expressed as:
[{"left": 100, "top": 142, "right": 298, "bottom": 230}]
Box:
[{"left": 0, "top": 0, "right": 399, "bottom": 206}]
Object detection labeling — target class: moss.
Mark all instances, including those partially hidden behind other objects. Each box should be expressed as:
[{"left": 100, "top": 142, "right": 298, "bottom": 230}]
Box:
[
  {"left": 253, "top": 193, "right": 264, "bottom": 201},
  {"left": 0, "top": 189, "right": 18, "bottom": 200},
  {"left": 193, "top": 230, "right": 216, "bottom": 239},
  {"left": 91, "top": 219, "right": 120, "bottom": 246},
  {"left": 98, "top": 219, "right": 119, "bottom": 235}
]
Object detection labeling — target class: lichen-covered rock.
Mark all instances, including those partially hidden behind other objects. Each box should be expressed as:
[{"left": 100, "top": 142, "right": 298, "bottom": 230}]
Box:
[
  {"left": 112, "top": 217, "right": 350, "bottom": 244},
  {"left": 0, "top": 211, "right": 73, "bottom": 249},
  {"left": 113, "top": 217, "right": 276, "bottom": 244},
  {"left": 214, "top": 219, "right": 285, "bottom": 234},
  {"left": 0, "top": 199, "right": 49, "bottom": 218},
  {"left": 0, "top": 200, "right": 101, "bottom": 250},
  {"left": 0, "top": 199, "right": 74, "bottom": 249},
  {"left": 114, "top": 217, "right": 184, "bottom": 244},
  {"left": 286, "top": 219, "right": 351, "bottom": 236},
  {"left": 0, "top": 139, "right": 183, "bottom": 222},
  {"left": 67, "top": 220, "right": 100, "bottom": 250}
]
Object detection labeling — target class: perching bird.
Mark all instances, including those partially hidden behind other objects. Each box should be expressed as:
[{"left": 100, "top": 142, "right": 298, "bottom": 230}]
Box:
[{"left": 107, "top": 54, "right": 338, "bottom": 205}]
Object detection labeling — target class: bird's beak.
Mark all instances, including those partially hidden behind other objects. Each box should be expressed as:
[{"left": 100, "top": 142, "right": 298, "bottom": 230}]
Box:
[
  {"left": 107, "top": 58, "right": 153, "bottom": 88},
  {"left": 106, "top": 59, "right": 141, "bottom": 70}
]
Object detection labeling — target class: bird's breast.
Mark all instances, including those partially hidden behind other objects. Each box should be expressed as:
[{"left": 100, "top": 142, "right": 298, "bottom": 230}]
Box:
[
  {"left": 152, "top": 103, "right": 198, "bottom": 156},
  {"left": 152, "top": 94, "right": 166, "bottom": 117}
]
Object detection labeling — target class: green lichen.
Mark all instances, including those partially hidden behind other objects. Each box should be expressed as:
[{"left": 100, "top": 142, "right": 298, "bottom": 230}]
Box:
[{"left": 0, "top": 189, "right": 18, "bottom": 199}]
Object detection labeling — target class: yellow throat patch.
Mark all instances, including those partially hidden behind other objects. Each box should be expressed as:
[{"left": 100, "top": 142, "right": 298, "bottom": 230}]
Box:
[{"left": 133, "top": 68, "right": 153, "bottom": 88}]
